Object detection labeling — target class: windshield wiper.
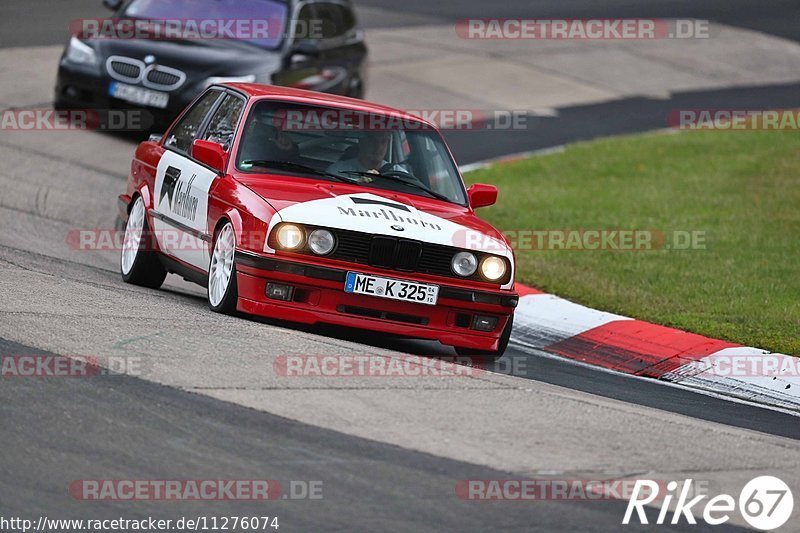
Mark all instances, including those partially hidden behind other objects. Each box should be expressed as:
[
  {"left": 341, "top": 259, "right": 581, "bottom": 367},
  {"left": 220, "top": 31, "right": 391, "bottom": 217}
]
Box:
[
  {"left": 242, "top": 160, "right": 362, "bottom": 185},
  {"left": 342, "top": 170, "right": 452, "bottom": 203}
]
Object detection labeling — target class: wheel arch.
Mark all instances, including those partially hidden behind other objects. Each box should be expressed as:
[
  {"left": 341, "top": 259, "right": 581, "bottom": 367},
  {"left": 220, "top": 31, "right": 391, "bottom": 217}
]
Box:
[{"left": 213, "top": 209, "right": 242, "bottom": 245}]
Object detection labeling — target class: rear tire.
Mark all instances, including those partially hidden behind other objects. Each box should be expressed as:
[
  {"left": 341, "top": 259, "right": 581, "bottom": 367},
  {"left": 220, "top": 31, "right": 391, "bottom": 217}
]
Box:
[
  {"left": 120, "top": 196, "right": 167, "bottom": 289},
  {"left": 455, "top": 314, "right": 514, "bottom": 360},
  {"left": 207, "top": 222, "right": 238, "bottom": 314}
]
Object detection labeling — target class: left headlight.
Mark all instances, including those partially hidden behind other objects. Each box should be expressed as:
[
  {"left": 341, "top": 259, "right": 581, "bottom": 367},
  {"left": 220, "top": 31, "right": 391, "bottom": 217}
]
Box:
[
  {"left": 479, "top": 256, "right": 508, "bottom": 282},
  {"left": 275, "top": 224, "right": 305, "bottom": 250},
  {"left": 65, "top": 37, "right": 98, "bottom": 66}
]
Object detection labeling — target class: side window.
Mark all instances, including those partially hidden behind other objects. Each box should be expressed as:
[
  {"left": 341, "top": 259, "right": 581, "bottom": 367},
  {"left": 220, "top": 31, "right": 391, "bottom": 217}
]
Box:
[
  {"left": 164, "top": 90, "right": 222, "bottom": 153},
  {"left": 204, "top": 95, "right": 245, "bottom": 149},
  {"left": 293, "top": 4, "right": 316, "bottom": 39},
  {"left": 309, "top": 3, "right": 355, "bottom": 40}
]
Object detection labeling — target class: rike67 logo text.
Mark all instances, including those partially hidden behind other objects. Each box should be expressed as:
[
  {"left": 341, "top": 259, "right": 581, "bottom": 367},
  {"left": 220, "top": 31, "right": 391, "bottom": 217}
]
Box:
[{"left": 624, "top": 476, "right": 794, "bottom": 530}]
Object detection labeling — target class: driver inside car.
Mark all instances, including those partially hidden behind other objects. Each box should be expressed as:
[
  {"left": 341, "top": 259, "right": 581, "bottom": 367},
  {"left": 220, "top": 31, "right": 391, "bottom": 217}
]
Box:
[
  {"left": 327, "top": 132, "right": 391, "bottom": 177},
  {"left": 239, "top": 111, "right": 298, "bottom": 164}
]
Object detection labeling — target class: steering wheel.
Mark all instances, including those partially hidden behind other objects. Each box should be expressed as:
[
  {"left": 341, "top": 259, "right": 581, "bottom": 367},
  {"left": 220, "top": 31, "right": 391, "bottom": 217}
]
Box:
[{"left": 378, "top": 163, "right": 423, "bottom": 184}]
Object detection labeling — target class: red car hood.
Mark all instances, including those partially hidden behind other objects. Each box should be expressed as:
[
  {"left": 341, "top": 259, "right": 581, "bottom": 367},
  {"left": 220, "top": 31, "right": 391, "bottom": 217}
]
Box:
[{"left": 236, "top": 175, "right": 511, "bottom": 254}]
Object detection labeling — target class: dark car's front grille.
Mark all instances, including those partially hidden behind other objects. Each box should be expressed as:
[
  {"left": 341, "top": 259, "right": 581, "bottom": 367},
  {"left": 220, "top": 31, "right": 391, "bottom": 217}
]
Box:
[
  {"left": 145, "top": 68, "right": 182, "bottom": 89},
  {"left": 105, "top": 56, "right": 185, "bottom": 91},
  {"left": 109, "top": 60, "right": 142, "bottom": 81}
]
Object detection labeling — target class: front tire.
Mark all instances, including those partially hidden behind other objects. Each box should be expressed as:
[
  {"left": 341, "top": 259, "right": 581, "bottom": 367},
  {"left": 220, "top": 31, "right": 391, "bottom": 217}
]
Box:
[
  {"left": 207, "top": 222, "right": 238, "bottom": 314},
  {"left": 455, "top": 314, "right": 514, "bottom": 360},
  {"left": 120, "top": 196, "right": 167, "bottom": 289}
]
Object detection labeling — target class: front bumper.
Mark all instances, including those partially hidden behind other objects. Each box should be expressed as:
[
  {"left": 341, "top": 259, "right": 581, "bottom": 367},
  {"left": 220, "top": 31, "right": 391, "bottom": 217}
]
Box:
[
  {"left": 234, "top": 251, "right": 517, "bottom": 351},
  {"left": 55, "top": 62, "right": 195, "bottom": 130}
]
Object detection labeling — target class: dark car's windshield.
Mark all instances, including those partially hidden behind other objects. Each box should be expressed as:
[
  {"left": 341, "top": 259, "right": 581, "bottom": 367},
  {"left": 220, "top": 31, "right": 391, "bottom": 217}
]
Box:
[
  {"left": 236, "top": 102, "right": 468, "bottom": 206},
  {"left": 123, "top": 0, "right": 288, "bottom": 50}
]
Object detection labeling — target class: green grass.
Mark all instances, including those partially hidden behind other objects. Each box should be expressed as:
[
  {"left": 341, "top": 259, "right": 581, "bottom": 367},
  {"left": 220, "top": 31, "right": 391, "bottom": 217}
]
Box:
[{"left": 464, "top": 130, "right": 799, "bottom": 355}]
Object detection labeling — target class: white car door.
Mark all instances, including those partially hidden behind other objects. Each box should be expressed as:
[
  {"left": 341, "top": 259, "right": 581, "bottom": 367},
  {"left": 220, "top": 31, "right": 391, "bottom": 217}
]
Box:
[{"left": 151, "top": 89, "right": 224, "bottom": 272}]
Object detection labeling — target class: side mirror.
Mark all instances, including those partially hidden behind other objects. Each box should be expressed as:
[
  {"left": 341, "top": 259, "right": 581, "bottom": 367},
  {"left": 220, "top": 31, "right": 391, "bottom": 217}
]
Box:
[
  {"left": 467, "top": 184, "right": 498, "bottom": 209},
  {"left": 192, "top": 139, "right": 227, "bottom": 174},
  {"left": 102, "top": 0, "right": 123, "bottom": 11}
]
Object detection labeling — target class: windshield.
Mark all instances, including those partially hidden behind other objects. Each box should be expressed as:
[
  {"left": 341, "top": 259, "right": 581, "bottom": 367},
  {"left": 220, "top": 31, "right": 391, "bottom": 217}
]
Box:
[
  {"left": 236, "top": 102, "right": 468, "bottom": 206},
  {"left": 123, "top": 0, "right": 288, "bottom": 50}
]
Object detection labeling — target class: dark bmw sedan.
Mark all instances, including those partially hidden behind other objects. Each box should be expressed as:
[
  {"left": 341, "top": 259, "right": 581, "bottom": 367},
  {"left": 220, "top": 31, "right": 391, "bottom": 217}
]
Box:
[{"left": 55, "top": 0, "right": 367, "bottom": 128}]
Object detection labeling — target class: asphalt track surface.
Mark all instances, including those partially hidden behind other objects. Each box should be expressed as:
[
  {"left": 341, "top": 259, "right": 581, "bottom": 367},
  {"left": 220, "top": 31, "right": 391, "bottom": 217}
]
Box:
[
  {"left": 1, "top": 338, "right": 758, "bottom": 532},
  {"left": 2, "top": 1, "right": 800, "bottom": 531},
  {"left": 358, "top": 0, "right": 800, "bottom": 43}
]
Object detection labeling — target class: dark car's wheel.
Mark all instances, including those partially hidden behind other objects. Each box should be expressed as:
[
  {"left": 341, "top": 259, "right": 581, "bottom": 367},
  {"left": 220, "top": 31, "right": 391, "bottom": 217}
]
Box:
[
  {"left": 455, "top": 314, "right": 514, "bottom": 360},
  {"left": 120, "top": 196, "right": 167, "bottom": 289},
  {"left": 208, "top": 221, "right": 238, "bottom": 314}
]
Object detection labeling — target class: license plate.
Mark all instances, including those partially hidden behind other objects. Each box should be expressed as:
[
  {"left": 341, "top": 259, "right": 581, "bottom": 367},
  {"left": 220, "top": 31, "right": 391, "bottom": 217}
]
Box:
[
  {"left": 108, "top": 82, "right": 169, "bottom": 109},
  {"left": 344, "top": 272, "right": 439, "bottom": 306}
]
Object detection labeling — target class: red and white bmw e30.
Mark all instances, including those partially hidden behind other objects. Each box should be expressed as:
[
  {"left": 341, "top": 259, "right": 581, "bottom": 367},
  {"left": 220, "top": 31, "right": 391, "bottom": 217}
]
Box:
[{"left": 118, "top": 84, "right": 518, "bottom": 357}]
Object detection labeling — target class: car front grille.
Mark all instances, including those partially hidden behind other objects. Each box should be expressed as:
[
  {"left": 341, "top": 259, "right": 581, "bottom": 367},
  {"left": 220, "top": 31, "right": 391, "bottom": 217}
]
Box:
[
  {"left": 108, "top": 57, "right": 143, "bottom": 83},
  {"left": 323, "top": 228, "right": 504, "bottom": 283},
  {"left": 270, "top": 225, "right": 510, "bottom": 284},
  {"left": 144, "top": 66, "right": 185, "bottom": 90},
  {"left": 106, "top": 56, "right": 186, "bottom": 90}
]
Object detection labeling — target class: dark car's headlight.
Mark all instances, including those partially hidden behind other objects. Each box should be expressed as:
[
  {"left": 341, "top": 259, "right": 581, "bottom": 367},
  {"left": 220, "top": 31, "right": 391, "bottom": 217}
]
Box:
[
  {"left": 65, "top": 37, "right": 98, "bottom": 66},
  {"left": 479, "top": 255, "right": 508, "bottom": 282},
  {"left": 275, "top": 223, "right": 305, "bottom": 250},
  {"left": 308, "top": 229, "right": 336, "bottom": 255},
  {"left": 451, "top": 251, "right": 478, "bottom": 277}
]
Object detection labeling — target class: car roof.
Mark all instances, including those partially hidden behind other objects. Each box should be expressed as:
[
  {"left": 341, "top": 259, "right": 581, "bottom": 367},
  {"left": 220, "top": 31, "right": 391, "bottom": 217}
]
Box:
[{"left": 221, "top": 82, "right": 436, "bottom": 129}]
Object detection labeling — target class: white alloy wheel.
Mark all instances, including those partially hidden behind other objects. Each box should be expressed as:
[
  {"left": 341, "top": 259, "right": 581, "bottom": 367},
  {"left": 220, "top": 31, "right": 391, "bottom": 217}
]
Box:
[
  {"left": 121, "top": 197, "right": 145, "bottom": 275},
  {"left": 209, "top": 223, "right": 236, "bottom": 308}
]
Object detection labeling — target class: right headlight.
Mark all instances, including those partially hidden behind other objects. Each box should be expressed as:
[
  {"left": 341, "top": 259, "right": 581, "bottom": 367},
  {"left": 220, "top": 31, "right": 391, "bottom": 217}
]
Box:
[
  {"left": 480, "top": 255, "right": 508, "bottom": 282},
  {"left": 308, "top": 229, "right": 335, "bottom": 255},
  {"left": 65, "top": 37, "right": 98, "bottom": 66},
  {"left": 451, "top": 251, "right": 478, "bottom": 277}
]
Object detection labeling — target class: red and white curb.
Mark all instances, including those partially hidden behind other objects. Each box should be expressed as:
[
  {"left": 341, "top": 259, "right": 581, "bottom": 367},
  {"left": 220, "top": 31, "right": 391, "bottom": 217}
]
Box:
[{"left": 510, "top": 285, "right": 800, "bottom": 413}]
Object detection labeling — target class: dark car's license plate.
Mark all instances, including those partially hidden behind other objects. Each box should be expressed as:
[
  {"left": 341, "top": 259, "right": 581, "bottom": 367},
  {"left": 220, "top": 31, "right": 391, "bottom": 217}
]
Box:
[{"left": 109, "top": 82, "right": 169, "bottom": 109}]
